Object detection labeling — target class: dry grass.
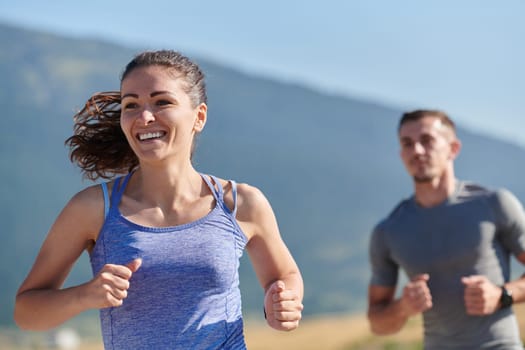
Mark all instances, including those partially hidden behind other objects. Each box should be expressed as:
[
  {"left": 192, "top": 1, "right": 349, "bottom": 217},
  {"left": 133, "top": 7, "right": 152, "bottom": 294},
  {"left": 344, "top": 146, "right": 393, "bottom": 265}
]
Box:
[
  {"left": 5, "top": 304, "right": 525, "bottom": 349},
  {"left": 244, "top": 304, "right": 525, "bottom": 350},
  {"left": 244, "top": 313, "right": 423, "bottom": 350}
]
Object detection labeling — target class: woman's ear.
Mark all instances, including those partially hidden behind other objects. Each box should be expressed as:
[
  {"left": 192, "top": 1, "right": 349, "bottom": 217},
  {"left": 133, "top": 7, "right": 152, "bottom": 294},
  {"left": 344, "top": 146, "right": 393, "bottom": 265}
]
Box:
[{"left": 193, "top": 103, "right": 207, "bottom": 132}]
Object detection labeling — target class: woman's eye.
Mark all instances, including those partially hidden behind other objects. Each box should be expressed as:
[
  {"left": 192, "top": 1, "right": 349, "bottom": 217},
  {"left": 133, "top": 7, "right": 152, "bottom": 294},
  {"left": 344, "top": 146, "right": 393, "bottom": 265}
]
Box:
[
  {"left": 156, "top": 99, "right": 172, "bottom": 106},
  {"left": 122, "top": 102, "right": 138, "bottom": 110}
]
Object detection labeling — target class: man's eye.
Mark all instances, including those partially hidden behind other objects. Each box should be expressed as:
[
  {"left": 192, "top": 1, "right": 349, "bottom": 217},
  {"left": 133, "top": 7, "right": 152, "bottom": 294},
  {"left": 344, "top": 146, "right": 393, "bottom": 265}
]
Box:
[{"left": 421, "top": 137, "right": 434, "bottom": 146}]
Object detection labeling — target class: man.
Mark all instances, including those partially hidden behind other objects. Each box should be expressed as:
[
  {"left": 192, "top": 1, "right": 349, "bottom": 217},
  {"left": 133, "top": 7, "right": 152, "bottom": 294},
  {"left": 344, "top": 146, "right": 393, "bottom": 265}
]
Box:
[{"left": 368, "top": 109, "right": 525, "bottom": 349}]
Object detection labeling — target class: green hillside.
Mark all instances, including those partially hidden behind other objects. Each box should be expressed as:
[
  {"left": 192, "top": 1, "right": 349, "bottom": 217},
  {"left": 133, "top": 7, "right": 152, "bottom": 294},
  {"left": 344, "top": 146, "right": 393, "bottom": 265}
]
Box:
[{"left": 2, "top": 22, "right": 525, "bottom": 328}]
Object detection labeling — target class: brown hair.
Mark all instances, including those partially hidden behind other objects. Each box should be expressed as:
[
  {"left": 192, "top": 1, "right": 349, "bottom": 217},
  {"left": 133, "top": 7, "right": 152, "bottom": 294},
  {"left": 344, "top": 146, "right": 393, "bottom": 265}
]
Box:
[
  {"left": 398, "top": 109, "right": 456, "bottom": 134},
  {"left": 65, "top": 50, "right": 207, "bottom": 180}
]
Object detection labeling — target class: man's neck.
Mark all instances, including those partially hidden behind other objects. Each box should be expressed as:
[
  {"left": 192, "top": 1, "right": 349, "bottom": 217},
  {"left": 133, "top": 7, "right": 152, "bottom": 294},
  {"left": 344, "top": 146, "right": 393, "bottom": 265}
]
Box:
[{"left": 414, "top": 175, "right": 457, "bottom": 208}]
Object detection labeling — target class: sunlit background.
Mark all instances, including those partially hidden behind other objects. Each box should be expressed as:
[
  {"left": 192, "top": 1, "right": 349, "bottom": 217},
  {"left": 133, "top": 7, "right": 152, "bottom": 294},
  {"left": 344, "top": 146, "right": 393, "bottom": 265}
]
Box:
[
  {"left": 1, "top": 1, "right": 523, "bottom": 349},
  {"left": 1, "top": 0, "right": 524, "bottom": 146}
]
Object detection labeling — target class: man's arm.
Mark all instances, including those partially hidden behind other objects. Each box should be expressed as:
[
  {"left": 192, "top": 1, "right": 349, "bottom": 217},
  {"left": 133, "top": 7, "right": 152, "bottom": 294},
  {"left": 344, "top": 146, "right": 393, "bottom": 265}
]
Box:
[
  {"left": 507, "top": 252, "right": 525, "bottom": 304},
  {"left": 462, "top": 186, "right": 525, "bottom": 315},
  {"left": 463, "top": 252, "right": 525, "bottom": 315},
  {"left": 368, "top": 274, "right": 433, "bottom": 335}
]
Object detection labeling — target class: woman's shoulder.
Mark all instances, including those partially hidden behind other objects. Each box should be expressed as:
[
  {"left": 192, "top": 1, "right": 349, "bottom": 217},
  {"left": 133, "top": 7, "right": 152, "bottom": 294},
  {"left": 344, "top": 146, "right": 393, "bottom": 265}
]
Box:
[
  {"left": 70, "top": 182, "right": 112, "bottom": 206},
  {"left": 207, "top": 175, "right": 269, "bottom": 218},
  {"left": 64, "top": 182, "right": 115, "bottom": 238}
]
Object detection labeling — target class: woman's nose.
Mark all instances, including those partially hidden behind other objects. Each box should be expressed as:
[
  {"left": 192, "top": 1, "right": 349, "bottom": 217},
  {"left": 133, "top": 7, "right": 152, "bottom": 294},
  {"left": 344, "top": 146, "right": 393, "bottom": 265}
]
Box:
[{"left": 138, "top": 106, "right": 155, "bottom": 124}]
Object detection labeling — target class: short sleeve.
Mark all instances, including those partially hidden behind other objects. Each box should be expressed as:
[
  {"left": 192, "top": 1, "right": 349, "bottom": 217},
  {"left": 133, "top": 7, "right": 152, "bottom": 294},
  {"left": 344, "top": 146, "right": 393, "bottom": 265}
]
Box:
[
  {"left": 491, "top": 189, "right": 525, "bottom": 257},
  {"left": 369, "top": 223, "right": 399, "bottom": 287}
]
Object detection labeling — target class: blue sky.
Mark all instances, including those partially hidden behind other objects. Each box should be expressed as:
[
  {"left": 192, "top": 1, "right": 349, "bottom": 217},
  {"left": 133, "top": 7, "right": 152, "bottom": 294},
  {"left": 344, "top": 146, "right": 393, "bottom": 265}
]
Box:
[{"left": 1, "top": 0, "right": 523, "bottom": 146}]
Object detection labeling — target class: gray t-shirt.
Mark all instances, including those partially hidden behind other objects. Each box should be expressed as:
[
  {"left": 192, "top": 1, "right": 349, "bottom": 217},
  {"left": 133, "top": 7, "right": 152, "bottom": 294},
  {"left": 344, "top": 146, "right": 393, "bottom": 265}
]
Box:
[{"left": 370, "top": 181, "right": 525, "bottom": 349}]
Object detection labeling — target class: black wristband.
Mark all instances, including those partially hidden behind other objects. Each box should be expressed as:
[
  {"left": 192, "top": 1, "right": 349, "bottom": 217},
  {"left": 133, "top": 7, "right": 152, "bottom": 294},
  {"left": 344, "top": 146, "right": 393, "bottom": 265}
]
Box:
[{"left": 500, "top": 286, "right": 513, "bottom": 308}]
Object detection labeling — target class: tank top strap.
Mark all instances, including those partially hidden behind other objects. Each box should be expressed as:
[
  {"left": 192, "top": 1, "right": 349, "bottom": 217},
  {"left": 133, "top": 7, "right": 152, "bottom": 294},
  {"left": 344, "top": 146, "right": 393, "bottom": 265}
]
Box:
[
  {"left": 210, "top": 175, "right": 225, "bottom": 200},
  {"left": 202, "top": 174, "right": 239, "bottom": 217},
  {"left": 100, "top": 181, "right": 110, "bottom": 219},
  {"left": 109, "top": 172, "right": 133, "bottom": 209},
  {"left": 200, "top": 173, "right": 221, "bottom": 202},
  {"left": 230, "top": 180, "right": 238, "bottom": 216}
]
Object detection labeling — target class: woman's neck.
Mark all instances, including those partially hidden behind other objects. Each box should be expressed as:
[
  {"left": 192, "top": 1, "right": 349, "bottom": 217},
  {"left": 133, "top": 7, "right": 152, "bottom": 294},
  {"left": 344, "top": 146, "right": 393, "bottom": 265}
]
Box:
[{"left": 127, "top": 162, "right": 203, "bottom": 206}]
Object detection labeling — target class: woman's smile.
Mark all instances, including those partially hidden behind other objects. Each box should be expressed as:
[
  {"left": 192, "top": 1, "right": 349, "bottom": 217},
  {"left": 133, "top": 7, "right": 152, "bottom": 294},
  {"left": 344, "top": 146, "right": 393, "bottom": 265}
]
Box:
[{"left": 137, "top": 131, "right": 167, "bottom": 141}]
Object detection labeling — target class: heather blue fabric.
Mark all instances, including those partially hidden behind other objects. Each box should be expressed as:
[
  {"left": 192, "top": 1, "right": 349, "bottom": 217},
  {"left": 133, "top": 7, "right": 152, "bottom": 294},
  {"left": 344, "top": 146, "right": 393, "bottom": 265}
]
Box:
[
  {"left": 370, "top": 181, "right": 525, "bottom": 349},
  {"left": 101, "top": 181, "right": 109, "bottom": 219},
  {"left": 91, "top": 172, "right": 248, "bottom": 349}
]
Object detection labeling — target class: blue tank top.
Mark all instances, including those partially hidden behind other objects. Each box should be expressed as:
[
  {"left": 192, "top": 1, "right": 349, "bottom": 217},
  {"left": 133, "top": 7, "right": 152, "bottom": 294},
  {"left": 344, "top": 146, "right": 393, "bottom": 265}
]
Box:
[{"left": 90, "top": 172, "right": 248, "bottom": 349}]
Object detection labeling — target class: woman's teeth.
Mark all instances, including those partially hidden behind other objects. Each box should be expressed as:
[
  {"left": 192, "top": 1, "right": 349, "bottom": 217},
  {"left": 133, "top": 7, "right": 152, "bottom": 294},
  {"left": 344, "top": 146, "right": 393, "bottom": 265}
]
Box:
[{"left": 139, "top": 131, "right": 164, "bottom": 140}]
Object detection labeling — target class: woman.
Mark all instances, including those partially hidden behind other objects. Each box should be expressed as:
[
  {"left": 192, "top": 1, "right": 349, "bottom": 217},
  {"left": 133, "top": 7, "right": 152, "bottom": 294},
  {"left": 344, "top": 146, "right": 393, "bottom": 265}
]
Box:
[{"left": 14, "top": 50, "right": 304, "bottom": 349}]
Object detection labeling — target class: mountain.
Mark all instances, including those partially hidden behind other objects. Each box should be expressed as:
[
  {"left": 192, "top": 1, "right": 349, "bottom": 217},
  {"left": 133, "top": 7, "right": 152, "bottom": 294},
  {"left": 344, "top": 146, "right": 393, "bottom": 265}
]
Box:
[{"left": 2, "top": 22, "right": 525, "bottom": 327}]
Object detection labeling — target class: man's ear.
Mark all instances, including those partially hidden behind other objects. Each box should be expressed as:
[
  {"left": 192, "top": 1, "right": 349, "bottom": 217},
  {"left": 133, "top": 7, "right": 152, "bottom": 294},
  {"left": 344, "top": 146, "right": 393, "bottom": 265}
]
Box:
[
  {"left": 193, "top": 103, "right": 207, "bottom": 132},
  {"left": 449, "top": 138, "right": 462, "bottom": 160}
]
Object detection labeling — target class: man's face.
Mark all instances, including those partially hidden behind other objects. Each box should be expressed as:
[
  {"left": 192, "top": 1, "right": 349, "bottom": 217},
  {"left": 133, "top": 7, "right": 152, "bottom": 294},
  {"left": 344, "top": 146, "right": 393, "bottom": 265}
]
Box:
[{"left": 398, "top": 116, "right": 459, "bottom": 183}]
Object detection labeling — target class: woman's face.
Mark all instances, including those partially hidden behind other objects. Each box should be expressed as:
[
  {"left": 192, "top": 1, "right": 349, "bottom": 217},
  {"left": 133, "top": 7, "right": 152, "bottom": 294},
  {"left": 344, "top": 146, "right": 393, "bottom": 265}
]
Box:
[{"left": 120, "top": 65, "right": 206, "bottom": 164}]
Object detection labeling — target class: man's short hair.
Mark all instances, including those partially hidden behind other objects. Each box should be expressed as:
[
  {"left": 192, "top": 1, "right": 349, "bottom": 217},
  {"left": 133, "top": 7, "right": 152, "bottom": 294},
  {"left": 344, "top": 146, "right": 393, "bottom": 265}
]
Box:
[{"left": 398, "top": 110, "right": 456, "bottom": 134}]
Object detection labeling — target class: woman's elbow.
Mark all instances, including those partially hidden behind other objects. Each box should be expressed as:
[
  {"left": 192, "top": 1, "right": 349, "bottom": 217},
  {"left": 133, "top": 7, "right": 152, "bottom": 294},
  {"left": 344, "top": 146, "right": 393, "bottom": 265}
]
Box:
[
  {"left": 14, "top": 297, "right": 49, "bottom": 331},
  {"left": 13, "top": 303, "right": 33, "bottom": 330}
]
